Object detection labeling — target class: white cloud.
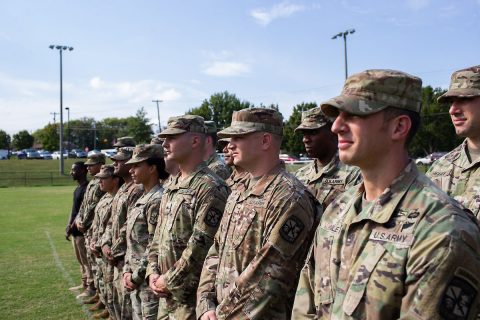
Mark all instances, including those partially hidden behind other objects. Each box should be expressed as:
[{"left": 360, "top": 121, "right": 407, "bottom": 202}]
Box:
[
  {"left": 406, "top": 0, "right": 430, "bottom": 11},
  {"left": 250, "top": 2, "right": 305, "bottom": 26},
  {"left": 203, "top": 62, "right": 251, "bottom": 77}
]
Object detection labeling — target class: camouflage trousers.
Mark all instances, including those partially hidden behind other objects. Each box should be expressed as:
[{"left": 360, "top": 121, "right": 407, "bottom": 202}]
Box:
[
  {"left": 95, "top": 257, "right": 106, "bottom": 304},
  {"left": 130, "top": 282, "right": 159, "bottom": 320},
  {"left": 157, "top": 297, "right": 196, "bottom": 320},
  {"left": 292, "top": 247, "right": 316, "bottom": 319},
  {"left": 84, "top": 236, "right": 98, "bottom": 290},
  {"left": 72, "top": 235, "right": 94, "bottom": 288},
  {"left": 113, "top": 262, "right": 132, "bottom": 320},
  {"left": 103, "top": 263, "right": 117, "bottom": 318}
]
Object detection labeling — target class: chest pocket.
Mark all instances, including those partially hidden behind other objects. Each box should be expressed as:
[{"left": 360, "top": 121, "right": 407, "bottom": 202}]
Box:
[
  {"left": 231, "top": 207, "right": 257, "bottom": 249},
  {"left": 129, "top": 204, "right": 148, "bottom": 244},
  {"left": 166, "top": 189, "right": 195, "bottom": 232},
  {"left": 342, "top": 241, "right": 387, "bottom": 316}
]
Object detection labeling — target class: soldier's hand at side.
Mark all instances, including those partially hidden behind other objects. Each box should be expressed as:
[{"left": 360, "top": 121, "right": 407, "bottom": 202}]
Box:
[
  {"left": 200, "top": 310, "right": 217, "bottom": 320},
  {"left": 154, "top": 275, "right": 170, "bottom": 293},
  {"left": 123, "top": 272, "right": 136, "bottom": 290},
  {"left": 148, "top": 274, "right": 160, "bottom": 293},
  {"left": 101, "top": 245, "right": 111, "bottom": 258}
]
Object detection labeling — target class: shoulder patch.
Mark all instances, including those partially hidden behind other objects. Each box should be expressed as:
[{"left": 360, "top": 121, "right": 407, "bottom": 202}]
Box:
[
  {"left": 149, "top": 209, "right": 159, "bottom": 225},
  {"left": 280, "top": 215, "right": 304, "bottom": 243},
  {"left": 204, "top": 207, "right": 222, "bottom": 228},
  {"left": 439, "top": 274, "right": 477, "bottom": 320}
]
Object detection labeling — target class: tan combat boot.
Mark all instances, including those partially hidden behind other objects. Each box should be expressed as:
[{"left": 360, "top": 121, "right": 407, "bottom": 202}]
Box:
[
  {"left": 89, "top": 300, "right": 105, "bottom": 311},
  {"left": 92, "top": 309, "right": 109, "bottom": 319}
]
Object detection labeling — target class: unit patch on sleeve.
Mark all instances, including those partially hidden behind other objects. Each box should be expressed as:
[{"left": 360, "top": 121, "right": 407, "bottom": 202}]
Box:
[
  {"left": 204, "top": 208, "right": 222, "bottom": 228},
  {"left": 280, "top": 215, "right": 304, "bottom": 243},
  {"left": 439, "top": 275, "right": 477, "bottom": 320}
]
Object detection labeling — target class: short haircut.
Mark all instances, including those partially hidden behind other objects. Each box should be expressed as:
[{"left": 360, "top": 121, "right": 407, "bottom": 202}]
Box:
[
  {"left": 207, "top": 132, "right": 219, "bottom": 146},
  {"left": 73, "top": 161, "right": 87, "bottom": 171},
  {"left": 383, "top": 106, "right": 421, "bottom": 147}
]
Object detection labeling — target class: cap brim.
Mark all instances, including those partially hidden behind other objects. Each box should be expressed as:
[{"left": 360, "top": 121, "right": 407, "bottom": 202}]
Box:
[
  {"left": 294, "top": 123, "right": 327, "bottom": 133},
  {"left": 125, "top": 157, "right": 148, "bottom": 165},
  {"left": 438, "top": 89, "right": 480, "bottom": 103},
  {"left": 217, "top": 125, "right": 258, "bottom": 138},
  {"left": 158, "top": 128, "right": 187, "bottom": 137},
  {"left": 85, "top": 160, "right": 100, "bottom": 166},
  {"left": 320, "top": 95, "right": 387, "bottom": 118},
  {"left": 110, "top": 154, "right": 131, "bottom": 161},
  {"left": 95, "top": 173, "right": 111, "bottom": 178}
]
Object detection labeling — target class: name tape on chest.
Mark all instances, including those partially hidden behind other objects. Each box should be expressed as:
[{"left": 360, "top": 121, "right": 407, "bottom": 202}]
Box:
[
  {"left": 369, "top": 230, "right": 414, "bottom": 247},
  {"left": 323, "top": 178, "right": 345, "bottom": 185},
  {"left": 321, "top": 222, "right": 342, "bottom": 234}
]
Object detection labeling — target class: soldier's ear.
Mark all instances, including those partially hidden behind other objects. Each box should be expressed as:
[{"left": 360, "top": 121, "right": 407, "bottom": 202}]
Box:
[
  {"left": 261, "top": 133, "right": 273, "bottom": 150},
  {"left": 391, "top": 115, "right": 411, "bottom": 143}
]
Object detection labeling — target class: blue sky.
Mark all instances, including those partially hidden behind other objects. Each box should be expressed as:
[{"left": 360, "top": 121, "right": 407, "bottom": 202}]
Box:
[{"left": 0, "top": 0, "right": 479, "bottom": 135}]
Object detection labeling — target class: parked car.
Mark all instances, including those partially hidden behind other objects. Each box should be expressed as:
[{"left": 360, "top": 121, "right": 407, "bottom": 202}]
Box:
[
  {"left": 23, "top": 149, "right": 42, "bottom": 159},
  {"left": 415, "top": 152, "right": 448, "bottom": 165},
  {"left": 16, "top": 150, "right": 27, "bottom": 159},
  {"left": 52, "top": 150, "right": 69, "bottom": 159},
  {"left": 279, "top": 153, "right": 299, "bottom": 164},
  {"left": 88, "top": 150, "right": 102, "bottom": 157},
  {"left": 69, "top": 149, "right": 88, "bottom": 158},
  {"left": 101, "top": 149, "right": 117, "bottom": 158},
  {"left": 0, "top": 149, "right": 8, "bottom": 160},
  {"left": 38, "top": 150, "right": 53, "bottom": 160}
]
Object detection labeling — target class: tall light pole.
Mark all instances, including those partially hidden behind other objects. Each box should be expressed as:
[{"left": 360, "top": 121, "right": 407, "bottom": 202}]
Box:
[
  {"left": 332, "top": 29, "right": 355, "bottom": 79},
  {"left": 65, "top": 107, "right": 70, "bottom": 153},
  {"left": 152, "top": 99, "right": 163, "bottom": 133},
  {"left": 49, "top": 44, "right": 74, "bottom": 174}
]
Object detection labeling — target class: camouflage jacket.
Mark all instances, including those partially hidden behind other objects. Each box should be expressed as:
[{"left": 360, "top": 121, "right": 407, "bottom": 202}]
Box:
[
  {"left": 196, "top": 163, "right": 321, "bottom": 320},
  {"left": 146, "top": 162, "right": 229, "bottom": 306},
  {"left": 101, "top": 181, "right": 143, "bottom": 259},
  {"left": 295, "top": 155, "right": 362, "bottom": 210},
  {"left": 293, "top": 154, "right": 361, "bottom": 319},
  {"left": 123, "top": 184, "right": 163, "bottom": 285},
  {"left": 206, "top": 152, "right": 232, "bottom": 180},
  {"left": 312, "top": 163, "right": 480, "bottom": 319},
  {"left": 75, "top": 177, "right": 105, "bottom": 234},
  {"left": 225, "top": 168, "right": 248, "bottom": 192},
  {"left": 90, "top": 193, "right": 114, "bottom": 252},
  {"left": 426, "top": 140, "right": 480, "bottom": 218}
]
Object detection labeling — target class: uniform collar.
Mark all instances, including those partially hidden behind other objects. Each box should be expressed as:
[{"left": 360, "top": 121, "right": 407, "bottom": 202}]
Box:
[
  {"left": 459, "top": 139, "right": 480, "bottom": 170},
  {"left": 351, "top": 161, "right": 418, "bottom": 225},
  {"left": 205, "top": 152, "right": 218, "bottom": 166},
  {"left": 169, "top": 161, "right": 208, "bottom": 190},
  {"left": 247, "top": 162, "right": 285, "bottom": 197},
  {"left": 136, "top": 183, "right": 161, "bottom": 205},
  {"left": 311, "top": 153, "right": 340, "bottom": 180}
]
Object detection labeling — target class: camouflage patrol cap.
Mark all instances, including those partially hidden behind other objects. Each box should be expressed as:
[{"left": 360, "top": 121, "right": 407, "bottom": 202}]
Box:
[
  {"left": 294, "top": 107, "right": 332, "bottom": 132},
  {"left": 95, "top": 164, "right": 115, "bottom": 178},
  {"left": 85, "top": 153, "right": 106, "bottom": 166},
  {"left": 438, "top": 65, "right": 480, "bottom": 103},
  {"left": 125, "top": 144, "right": 165, "bottom": 165},
  {"left": 110, "top": 147, "right": 134, "bottom": 161},
  {"left": 113, "top": 136, "right": 136, "bottom": 148},
  {"left": 158, "top": 115, "right": 205, "bottom": 137},
  {"left": 321, "top": 69, "right": 423, "bottom": 117},
  {"left": 217, "top": 108, "right": 283, "bottom": 137},
  {"left": 204, "top": 121, "right": 217, "bottom": 135},
  {"left": 150, "top": 136, "right": 164, "bottom": 145}
]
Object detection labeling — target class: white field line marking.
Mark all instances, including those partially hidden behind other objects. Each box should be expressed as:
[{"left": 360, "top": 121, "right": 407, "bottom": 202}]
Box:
[{"left": 45, "top": 230, "right": 93, "bottom": 319}]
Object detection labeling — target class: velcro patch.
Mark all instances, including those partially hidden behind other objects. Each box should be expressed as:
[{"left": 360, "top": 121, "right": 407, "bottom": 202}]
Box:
[
  {"left": 439, "top": 275, "right": 477, "bottom": 320},
  {"left": 204, "top": 208, "right": 222, "bottom": 228},
  {"left": 280, "top": 215, "right": 304, "bottom": 243},
  {"left": 324, "top": 178, "right": 344, "bottom": 185},
  {"left": 369, "top": 230, "right": 414, "bottom": 247}
]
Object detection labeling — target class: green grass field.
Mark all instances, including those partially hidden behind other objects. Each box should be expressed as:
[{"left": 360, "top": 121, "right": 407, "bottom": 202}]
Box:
[{"left": 0, "top": 186, "right": 91, "bottom": 319}]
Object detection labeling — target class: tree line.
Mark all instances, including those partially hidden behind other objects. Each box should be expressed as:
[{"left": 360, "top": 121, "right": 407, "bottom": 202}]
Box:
[{"left": 0, "top": 87, "right": 459, "bottom": 157}]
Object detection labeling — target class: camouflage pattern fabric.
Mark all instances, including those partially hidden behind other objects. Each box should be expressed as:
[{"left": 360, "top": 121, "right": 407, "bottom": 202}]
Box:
[
  {"left": 146, "top": 162, "right": 229, "bottom": 319},
  {"left": 225, "top": 168, "right": 248, "bottom": 192},
  {"left": 438, "top": 65, "right": 480, "bottom": 103},
  {"left": 217, "top": 108, "right": 284, "bottom": 137},
  {"left": 292, "top": 154, "right": 361, "bottom": 319},
  {"left": 75, "top": 177, "right": 105, "bottom": 232},
  {"left": 196, "top": 163, "right": 321, "bottom": 320},
  {"left": 206, "top": 152, "right": 232, "bottom": 180},
  {"left": 312, "top": 162, "right": 480, "bottom": 319},
  {"left": 124, "top": 184, "right": 163, "bottom": 320},
  {"left": 427, "top": 140, "right": 480, "bottom": 218},
  {"left": 102, "top": 181, "right": 143, "bottom": 319},
  {"left": 294, "top": 155, "right": 361, "bottom": 211}
]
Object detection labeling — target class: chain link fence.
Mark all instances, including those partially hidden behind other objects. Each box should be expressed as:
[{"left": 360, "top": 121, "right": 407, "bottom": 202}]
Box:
[{"left": 0, "top": 171, "right": 76, "bottom": 187}]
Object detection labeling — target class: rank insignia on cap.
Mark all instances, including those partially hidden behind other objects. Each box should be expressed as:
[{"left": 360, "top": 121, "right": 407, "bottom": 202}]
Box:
[
  {"left": 280, "top": 215, "right": 304, "bottom": 243},
  {"left": 204, "top": 208, "right": 222, "bottom": 228},
  {"left": 439, "top": 275, "right": 477, "bottom": 320}
]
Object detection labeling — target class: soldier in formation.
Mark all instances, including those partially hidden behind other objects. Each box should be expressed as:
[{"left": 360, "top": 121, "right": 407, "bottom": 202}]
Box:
[
  {"left": 427, "top": 65, "right": 480, "bottom": 218},
  {"left": 203, "top": 120, "right": 232, "bottom": 180}
]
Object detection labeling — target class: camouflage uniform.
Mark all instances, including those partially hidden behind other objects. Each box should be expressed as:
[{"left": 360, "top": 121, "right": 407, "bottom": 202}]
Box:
[
  {"left": 225, "top": 168, "right": 248, "bottom": 192},
  {"left": 102, "top": 148, "right": 143, "bottom": 319},
  {"left": 204, "top": 120, "right": 232, "bottom": 180},
  {"left": 309, "top": 69, "right": 480, "bottom": 319},
  {"left": 206, "top": 152, "right": 232, "bottom": 180},
  {"left": 426, "top": 66, "right": 480, "bottom": 219},
  {"left": 124, "top": 184, "right": 163, "bottom": 320},
  {"left": 114, "top": 136, "right": 136, "bottom": 148},
  {"left": 312, "top": 163, "right": 480, "bottom": 319},
  {"left": 146, "top": 163, "right": 228, "bottom": 319},
  {"left": 427, "top": 141, "right": 480, "bottom": 218},
  {"left": 124, "top": 144, "right": 167, "bottom": 320},
  {"left": 146, "top": 115, "right": 230, "bottom": 319},
  {"left": 196, "top": 108, "right": 321, "bottom": 320}
]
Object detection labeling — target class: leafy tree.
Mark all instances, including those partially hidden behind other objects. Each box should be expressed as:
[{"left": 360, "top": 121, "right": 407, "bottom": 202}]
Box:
[
  {"left": 0, "top": 130, "right": 11, "bottom": 149},
  {"left": 282, "top": 102, "right": 317, "bottom": 155},
  {"left": 188, "top": 91, "right": 253, "bottom": 129},
  {"left": 33, "top": 124, "right": 59, "bottom": 151},
  {"left": 409, "top": 86, "right": 462, "bottom": 157},
  {"left": 12, "top": 130, "right": 34, "bottom": 150},
  {"left": 124, "top": 107, "right": 153, "bottom": 144}
]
